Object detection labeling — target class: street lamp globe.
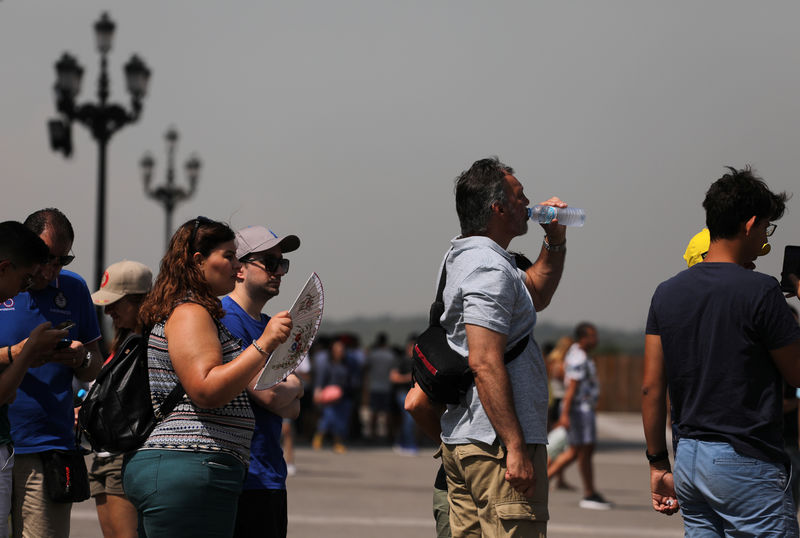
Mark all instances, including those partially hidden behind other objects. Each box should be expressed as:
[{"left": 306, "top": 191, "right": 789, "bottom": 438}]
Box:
[
  {"left": 140, "top": 153, "right": 155, "bottom": 189},
  {"left": 93, "top": 12, "right": 116, "bottom": 55},
  {"left": 124, "top": 55, "right": 151, "bottom": 101},
  {"left": 54, "top": 53, "right": 84, "bottom": 102},
  {"left": 185, "top": 154, "right": 202, "bottom": 190}
]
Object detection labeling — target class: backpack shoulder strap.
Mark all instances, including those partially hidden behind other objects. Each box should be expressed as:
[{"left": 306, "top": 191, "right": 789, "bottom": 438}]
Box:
[
  {"left": 141, "top": 325, "right": 186, "bottom": 421},
  {"left": 429, "top": 250, "right": 452, "bottom": 326},
  {"left": 154, "top": 383, "right": 185, "bottom": 421}
]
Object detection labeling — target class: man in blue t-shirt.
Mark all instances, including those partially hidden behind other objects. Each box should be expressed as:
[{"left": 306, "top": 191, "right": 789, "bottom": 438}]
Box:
[
  {"left": 222, "top": 225, "right": 304, "bottom": 538},
  {"left": 642, "top": 167, "right": 800, "bottom": 536},
  {"left": 0, "top": 209, "right": 102, "bottom": 538}
]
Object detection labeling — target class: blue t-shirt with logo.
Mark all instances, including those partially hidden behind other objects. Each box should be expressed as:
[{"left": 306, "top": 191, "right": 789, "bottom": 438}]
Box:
[
  {"left": 221, "top": 295, "right": 286, "bottom": 490},
  {"left": 0, "top": 270, "right": 101, "bottom": 453}
]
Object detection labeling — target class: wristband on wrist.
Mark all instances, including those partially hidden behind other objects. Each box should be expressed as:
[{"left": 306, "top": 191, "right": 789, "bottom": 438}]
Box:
[
  {"left": 543, "top": 235, "right": 566, "bottom": 253},
  {"left": 251, "top": 339, "right": 269, "bottom": 358},
  {"left": 6, "top": 346, "right": 12, "bottom": 365},
  {"left": 78, "top": 351, "right": 92, "bottom": 370},
  {"left": 646, "top": 449, "right": 669, "bottom": 464}
]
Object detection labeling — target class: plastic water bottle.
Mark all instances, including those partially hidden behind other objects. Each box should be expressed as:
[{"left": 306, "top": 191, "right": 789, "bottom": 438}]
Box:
[{"left": 528, "top": 205, "right": 586, "bottom": 227}]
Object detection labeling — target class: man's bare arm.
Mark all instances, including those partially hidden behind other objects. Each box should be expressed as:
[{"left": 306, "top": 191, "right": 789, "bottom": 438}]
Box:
[
  {"left": 770, "top": 340, "right": 800, "bottom": 387},
  {"left": 466, "top": 323, "right": 534, "bottom": 497},
  {"left": 404, "top": 383, "right": 444, "bottom": 441},
  {"left": 641, "top": 334, "right": 679, "bottom": 515},
  {"left": 247, "top": 373, "right": 304, "bottom": 417},
  {"left": 524, "top": 197, "right": 567, "bottom": 311}
]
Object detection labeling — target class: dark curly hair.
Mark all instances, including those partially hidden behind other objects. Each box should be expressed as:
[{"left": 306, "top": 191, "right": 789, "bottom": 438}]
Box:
[
  {"left": 139, "top": 217, "right": 235, "bottom": 326},
  {"left": 455, "top": 157, "right": 513, "bottom": 236},
  {"left": 703, "top": 166, "right": 789, "bottom": 241}
]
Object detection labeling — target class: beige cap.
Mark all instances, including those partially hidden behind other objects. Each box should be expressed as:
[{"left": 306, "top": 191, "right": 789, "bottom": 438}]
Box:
[
  {"left": 92, "top": 260, "right": 153, "bottom": 305},
  {"left": 235, "top": 225, "right": 300, "bottom": 260}
]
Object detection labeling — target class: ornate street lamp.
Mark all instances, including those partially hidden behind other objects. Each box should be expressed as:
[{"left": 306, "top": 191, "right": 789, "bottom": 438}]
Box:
[
  {"left": 141, "top": 127, "right": 201, "bottom": 247},
  {"left": 47, "top": 12, "right": 151, "bottom": 291}
]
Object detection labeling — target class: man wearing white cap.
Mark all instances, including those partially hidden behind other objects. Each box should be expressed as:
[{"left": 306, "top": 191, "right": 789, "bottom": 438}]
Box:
[{"left": 221, "top": 226, "right": 304, "bottom": 538}]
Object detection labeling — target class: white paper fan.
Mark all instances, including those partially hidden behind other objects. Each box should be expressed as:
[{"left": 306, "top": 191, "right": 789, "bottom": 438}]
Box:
[{"left": 254, "top": 272, "right": 324, "bottom": 390}]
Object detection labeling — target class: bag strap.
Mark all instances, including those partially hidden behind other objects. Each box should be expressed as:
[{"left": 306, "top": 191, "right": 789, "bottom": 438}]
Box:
[
  {"left": 503, "top": 334, "right": 529, "bottom": 364},
  {"left": 431, "top": 249, "right": 531, "bottom": 363},
  {"left": 428, "top": 251, "right": 451, "bottom": 327},
  {"left": 154, "top": 383, "right": 185, "bottom": 421},
  {"left": 142, "top": 325, "right": 186, "bottom": 421}
]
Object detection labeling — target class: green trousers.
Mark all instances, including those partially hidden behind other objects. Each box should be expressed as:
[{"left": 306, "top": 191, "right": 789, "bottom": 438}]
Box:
[{"left": 123, "top": 449, "right": 246, "bottom": 538}]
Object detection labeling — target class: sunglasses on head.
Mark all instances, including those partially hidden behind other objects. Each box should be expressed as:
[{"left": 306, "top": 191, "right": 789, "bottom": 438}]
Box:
[
  {"left": 188, "top": 216, "right": 215, "bottom": 253},
  {"left": 244, "top": 255, "right": 290, "bottom": 275}
]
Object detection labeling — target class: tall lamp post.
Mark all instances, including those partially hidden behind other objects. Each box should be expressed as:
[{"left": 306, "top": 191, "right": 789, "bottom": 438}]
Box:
[
  {"left": 141, "top": 127, "right": 201, "bottom": 248},
  {"left": 47, "top": 12, "right": 151, "bottom": 291}
]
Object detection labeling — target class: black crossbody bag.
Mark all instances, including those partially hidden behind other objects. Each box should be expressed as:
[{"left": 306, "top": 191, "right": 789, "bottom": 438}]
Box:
[
  {"left": 411, "top": 255, "right": 529, "bottom": 404},
  {"left": 40, "top": 449, "right": 90, "bottom": 503}
]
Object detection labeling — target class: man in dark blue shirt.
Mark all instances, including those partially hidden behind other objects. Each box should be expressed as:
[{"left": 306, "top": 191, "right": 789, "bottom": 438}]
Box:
[
  {"left": 222, "top": 225, "right": 304, "bottom": 538},
  {"left": 642, "top": 167, "right": 800, "bottom": 536}
]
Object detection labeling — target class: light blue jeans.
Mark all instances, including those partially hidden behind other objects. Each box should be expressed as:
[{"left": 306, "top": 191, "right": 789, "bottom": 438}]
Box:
[{"left": 673, "top": 438, "right": 798, "bottom": 537}]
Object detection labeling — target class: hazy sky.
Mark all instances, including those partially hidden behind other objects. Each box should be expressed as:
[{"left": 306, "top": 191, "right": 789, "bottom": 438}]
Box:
[{"left": 2, "top": 2, "right": 799, "bottom": 332}]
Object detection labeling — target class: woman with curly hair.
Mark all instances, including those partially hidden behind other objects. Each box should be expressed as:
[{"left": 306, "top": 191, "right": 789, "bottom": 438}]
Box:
[{"left": 122, "top": 217, "right": 291, "bottom": 537}]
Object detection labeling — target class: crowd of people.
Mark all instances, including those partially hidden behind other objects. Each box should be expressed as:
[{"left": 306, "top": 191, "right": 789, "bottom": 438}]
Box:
[
  {"left": 0, "top": 157, "right": 799, "bottom": 538},
  {"left": 0, "top": 208, "right": 426, "bottom": 538}
]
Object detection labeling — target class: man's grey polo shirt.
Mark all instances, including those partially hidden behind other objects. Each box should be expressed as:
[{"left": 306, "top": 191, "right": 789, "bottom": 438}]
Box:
[{"left": 438, "top": 235, "right": 549, "bottom": 446}]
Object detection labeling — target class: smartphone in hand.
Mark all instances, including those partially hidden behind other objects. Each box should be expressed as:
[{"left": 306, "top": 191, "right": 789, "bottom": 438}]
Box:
[
  {"left": 780, "top": 246, "right": 800, "bottom": 293},
  {"left": 54, "top": 320, "right": 75, "bottom": 349}
]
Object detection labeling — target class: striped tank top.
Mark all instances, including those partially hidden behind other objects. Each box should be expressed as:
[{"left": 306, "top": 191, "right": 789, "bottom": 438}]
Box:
[{"left": 140, "top": 317, "right": 254, "bottom": 465}]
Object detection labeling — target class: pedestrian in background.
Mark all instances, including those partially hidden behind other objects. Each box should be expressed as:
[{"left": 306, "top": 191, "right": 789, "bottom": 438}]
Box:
[{"left": 547, "top": 323, "right": 612, "bottom": 509}]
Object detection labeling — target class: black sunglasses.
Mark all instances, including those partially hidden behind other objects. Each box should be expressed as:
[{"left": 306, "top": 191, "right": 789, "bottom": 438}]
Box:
[
  {"left": 189, "top": 216, "right": 215, "bottom": 253},
  {"left": 244, "top": 255, "right": 290, "bottom": 275},
  {"left": 48, "top": 251, "right": 75, "bottom": 267}
]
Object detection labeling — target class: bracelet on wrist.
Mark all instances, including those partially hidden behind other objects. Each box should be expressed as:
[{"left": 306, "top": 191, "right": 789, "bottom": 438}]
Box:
[
  {"left": 251, "top": 339, "right": 269, "bottom": 358},
  {"left": 78, "top": 351, "right": 92, "bottom": 370},
  {"left": 6, "top": 346, "right": 12, "bottom": 365},
  {"left": 543, "top": 234, "right": 566, "bottom": 253}
]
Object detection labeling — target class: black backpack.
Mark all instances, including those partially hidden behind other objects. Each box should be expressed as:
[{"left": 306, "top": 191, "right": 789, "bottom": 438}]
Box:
[
  {"left": 77, "top": 330, "right": 184, "bottom": 454},
  {"left": 411, "top": 257, "right": 529, "bottom": 404}
]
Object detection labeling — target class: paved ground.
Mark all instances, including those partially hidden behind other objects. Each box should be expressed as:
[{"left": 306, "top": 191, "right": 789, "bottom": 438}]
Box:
[{"left": 69, "top": 412, "right": 685, "bottom": 537}]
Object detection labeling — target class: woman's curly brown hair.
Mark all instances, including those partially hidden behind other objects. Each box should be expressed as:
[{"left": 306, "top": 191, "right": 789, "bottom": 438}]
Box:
[{"left": 139, "top": 217, "right": 235, "bottom": 327}]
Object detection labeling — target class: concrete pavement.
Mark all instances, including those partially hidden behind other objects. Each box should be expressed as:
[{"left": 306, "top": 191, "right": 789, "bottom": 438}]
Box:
[{"left": 68, "top": 412, "right": 685, "bottom": 537}]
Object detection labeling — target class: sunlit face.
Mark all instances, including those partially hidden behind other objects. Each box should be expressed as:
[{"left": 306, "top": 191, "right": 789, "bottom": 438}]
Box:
[
  {"left": 197, "top": 240, "right": 241, "bottom": 296},
  {"left": 239, "top": 245, "right": 284, "bottom": 300},
  {"left": 31, "top": 227, "right": 73, "bottom": 291},
  {"left": 501, "top": 173, "right": 530, "bottom": 237},
  {"left": 104, "top": 295, "right": 140, "bottom": 330}
]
